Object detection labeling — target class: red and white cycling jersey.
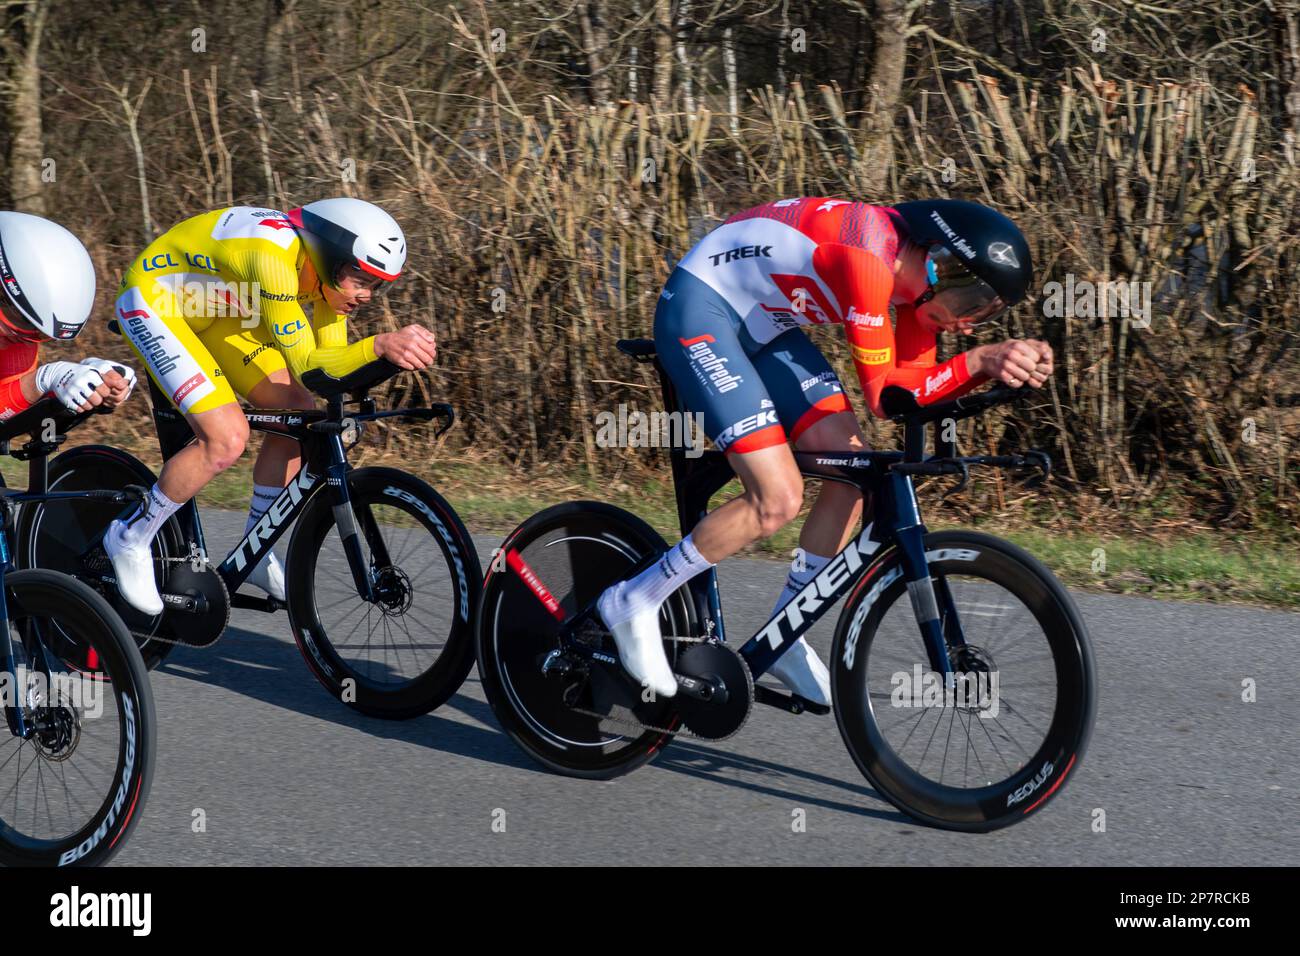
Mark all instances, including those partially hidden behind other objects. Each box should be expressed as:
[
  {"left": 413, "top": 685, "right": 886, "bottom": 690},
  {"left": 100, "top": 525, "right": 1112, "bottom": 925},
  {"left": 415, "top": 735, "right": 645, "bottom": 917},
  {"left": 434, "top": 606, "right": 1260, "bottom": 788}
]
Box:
[{"left": 675, "top": 197, "right": 985, "bottom": 417}]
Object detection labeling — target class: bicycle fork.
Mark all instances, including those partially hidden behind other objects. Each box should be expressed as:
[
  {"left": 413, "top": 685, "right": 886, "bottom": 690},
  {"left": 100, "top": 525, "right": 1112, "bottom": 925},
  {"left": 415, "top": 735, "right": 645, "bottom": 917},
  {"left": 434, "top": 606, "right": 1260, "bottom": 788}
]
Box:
[{"left": 886, "top": 471, "right": 966, "bottom": 681}]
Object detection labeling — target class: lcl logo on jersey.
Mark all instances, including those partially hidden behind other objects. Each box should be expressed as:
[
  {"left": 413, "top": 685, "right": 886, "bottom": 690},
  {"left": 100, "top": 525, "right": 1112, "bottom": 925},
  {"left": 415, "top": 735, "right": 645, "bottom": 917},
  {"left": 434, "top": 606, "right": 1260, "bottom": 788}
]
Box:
[{"left": 988, "top": 242, "right": 1020, "bottom": 268}]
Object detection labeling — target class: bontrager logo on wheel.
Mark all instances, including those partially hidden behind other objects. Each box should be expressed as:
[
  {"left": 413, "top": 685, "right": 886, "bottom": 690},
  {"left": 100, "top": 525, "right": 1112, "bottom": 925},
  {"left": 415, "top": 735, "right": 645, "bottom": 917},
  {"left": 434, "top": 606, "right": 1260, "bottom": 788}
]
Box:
[
  {"left": 58, "top": 693, "right": 137, "bottom": 865},
  {"left": 383, "top": 486, "right": 470, "bottom": 621}
]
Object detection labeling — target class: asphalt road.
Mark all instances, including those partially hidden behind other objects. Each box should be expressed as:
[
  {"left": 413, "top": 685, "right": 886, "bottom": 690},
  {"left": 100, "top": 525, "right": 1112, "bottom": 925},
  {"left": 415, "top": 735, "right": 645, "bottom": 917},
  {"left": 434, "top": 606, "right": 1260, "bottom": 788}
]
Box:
[{"left": 112, "top": 510, "right": 1299, "bottom": 866}]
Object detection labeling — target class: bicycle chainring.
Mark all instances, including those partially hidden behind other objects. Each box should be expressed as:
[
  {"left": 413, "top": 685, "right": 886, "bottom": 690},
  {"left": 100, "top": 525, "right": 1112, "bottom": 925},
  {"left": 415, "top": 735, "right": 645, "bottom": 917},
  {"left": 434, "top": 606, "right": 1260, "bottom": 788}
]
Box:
[
  {"left": 671, "top": 642, "right": 753, "bottom": 740},
  {"left": 156, "top": 563, "right": 230, "bottom": 648}
]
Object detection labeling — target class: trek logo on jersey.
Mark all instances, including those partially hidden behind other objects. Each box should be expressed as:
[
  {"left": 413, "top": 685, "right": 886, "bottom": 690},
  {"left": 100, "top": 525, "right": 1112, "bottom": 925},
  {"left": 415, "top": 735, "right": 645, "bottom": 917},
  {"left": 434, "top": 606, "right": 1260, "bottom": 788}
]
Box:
[
  {"left": 846, "top": 307, "right": 885, "bottom": 328},
  {"left": 680, "top": 334, "right": 742, "bottom": 393},
  {"left": 715, "top": 410, "right": 778, "bottom": 451},
  {"left": 924, "top": 366, "right": 954, "bottom": 396},
  {"left": 708, "top": 244, "right": 772, "bottom": 267},
  {"left": 852, "top": 345, "right": 891, "bottom": 366}
]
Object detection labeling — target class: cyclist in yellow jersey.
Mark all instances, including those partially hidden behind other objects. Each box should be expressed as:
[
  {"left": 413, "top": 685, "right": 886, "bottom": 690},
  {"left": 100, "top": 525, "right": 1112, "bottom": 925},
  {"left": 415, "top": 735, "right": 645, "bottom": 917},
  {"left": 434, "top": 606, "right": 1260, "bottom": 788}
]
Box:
[{"left": 106, "top": 199, "right": 437, "bottom": 615}]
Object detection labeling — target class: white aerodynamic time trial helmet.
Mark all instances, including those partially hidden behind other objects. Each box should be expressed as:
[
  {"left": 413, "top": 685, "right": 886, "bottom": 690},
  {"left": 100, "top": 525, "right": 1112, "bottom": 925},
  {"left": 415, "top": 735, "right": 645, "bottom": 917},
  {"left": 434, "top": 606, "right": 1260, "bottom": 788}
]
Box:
[
  {"left": 288, "top": 197, "right": 407, "bottom": 291},
  {"left": 0, "top": 211, "right": 97, "bottom": 342}
]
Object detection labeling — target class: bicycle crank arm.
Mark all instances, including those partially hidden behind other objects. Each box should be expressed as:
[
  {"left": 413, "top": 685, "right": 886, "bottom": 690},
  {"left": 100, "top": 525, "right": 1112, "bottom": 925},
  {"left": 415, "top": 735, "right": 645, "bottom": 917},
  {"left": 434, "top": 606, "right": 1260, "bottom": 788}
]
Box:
[
  {"left": 229, "top": 592, "right": 285, "bottom": 613},
  {"left": 753, "top": 684, "right": 830, "bottom": 716},
  {"left": 674, "top": 671, "right": 728, "bottom": 704}
]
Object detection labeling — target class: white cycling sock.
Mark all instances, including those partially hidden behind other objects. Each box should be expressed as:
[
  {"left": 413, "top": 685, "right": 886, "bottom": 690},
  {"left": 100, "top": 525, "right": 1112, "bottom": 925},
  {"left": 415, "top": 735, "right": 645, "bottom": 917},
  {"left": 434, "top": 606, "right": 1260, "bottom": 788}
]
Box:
[
  {"left": 600, "top": 533, "right": 714, "bottom": 625},
  {"left": 113, "top": 483, "right": 182, "bottom": 549},
  {"left": 244, "top": 483, "right": 281, "bottom": 536},
  {"left": 769, "top": 550, "right": 832, "bottom": 619}
]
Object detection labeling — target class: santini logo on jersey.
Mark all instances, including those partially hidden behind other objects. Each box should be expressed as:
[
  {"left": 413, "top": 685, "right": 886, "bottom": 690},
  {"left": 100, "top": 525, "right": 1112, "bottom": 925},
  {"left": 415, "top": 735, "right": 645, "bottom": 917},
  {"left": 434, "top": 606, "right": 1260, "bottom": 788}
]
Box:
[{"left": 708, "top": 244, "right": 772, "bottom": 266}]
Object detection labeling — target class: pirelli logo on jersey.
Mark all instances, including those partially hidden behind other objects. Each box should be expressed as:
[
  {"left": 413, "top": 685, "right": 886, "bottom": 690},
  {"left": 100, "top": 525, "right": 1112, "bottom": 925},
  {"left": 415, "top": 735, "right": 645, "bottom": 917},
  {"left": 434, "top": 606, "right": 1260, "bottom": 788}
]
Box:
[{"left": 852, "top": 345, "right": 891, "bottom": 365}]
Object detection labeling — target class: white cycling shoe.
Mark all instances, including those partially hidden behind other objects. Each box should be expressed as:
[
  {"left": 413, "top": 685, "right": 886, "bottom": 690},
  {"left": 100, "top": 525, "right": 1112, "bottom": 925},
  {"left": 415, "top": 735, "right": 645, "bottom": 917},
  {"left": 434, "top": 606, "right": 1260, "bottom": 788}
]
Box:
[
  {"left": 246, "top": 551, "right": 286, "bottom": 602},
  {"left": 597, "top": 583, "right": 678, "bottom": 699},
  {"left": 768, "top": 637, "right": 832, "bottom": 707},
  {"left": 103, "top": 519, "right": 164, "bottom": 616}
]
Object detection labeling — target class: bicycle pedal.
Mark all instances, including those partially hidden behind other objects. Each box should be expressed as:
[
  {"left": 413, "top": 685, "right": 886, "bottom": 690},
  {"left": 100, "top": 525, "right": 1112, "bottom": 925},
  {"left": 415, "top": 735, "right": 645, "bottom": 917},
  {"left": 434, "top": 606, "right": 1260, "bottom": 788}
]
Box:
[{"left": 753, "top": 684, "right": 830, "bottom": 716}]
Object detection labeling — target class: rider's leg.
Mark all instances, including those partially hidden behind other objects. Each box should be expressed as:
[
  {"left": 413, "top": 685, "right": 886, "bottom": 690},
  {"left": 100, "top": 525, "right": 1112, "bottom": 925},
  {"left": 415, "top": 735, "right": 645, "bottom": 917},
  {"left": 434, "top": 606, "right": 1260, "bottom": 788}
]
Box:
[
  {"left": 763, "top": 411, "right": 868, "bottom": 705},
  {"left": 108, "top": 280, "right": 247, "bottom": 614},
  {"left": 598, "top": 269, "right": 803, "bottom": 697},
  {"left": 235, "top": 370, "right": 315, "bottom": 599},
  {"left": 748, "top": 329, "right": 865, "bottom": 705},
  {"left": 598, "top": 444, "right": 804, "bottom": 698},
  {"left": 105, "top": 402, "right": 249, "bottom": 614}
]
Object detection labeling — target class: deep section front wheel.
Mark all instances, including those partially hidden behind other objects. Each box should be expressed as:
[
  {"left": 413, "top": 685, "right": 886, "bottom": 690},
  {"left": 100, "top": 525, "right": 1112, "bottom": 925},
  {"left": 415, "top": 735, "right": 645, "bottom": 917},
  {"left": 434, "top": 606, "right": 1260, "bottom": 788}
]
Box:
[
  {"left": 831, "top": 531, "right": 1096, "bottom": 832},
  {"left": 285, "top": 467, "right": 482, "bottom": 719},
  {"left": 475, "top": 501, "right": 697, "bottom": 779},
  {"left": 0, "top": 569, "right": 156, "bottom": 867}
]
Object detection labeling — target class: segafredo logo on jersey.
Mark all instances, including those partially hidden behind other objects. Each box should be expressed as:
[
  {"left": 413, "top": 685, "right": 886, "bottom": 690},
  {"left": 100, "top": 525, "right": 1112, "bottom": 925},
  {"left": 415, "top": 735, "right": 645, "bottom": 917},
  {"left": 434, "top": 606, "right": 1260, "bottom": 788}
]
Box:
[
  {"left": 679, "top": 334, "right": 742, "bottom": 393},
  {"left": 924, "top": 366, "right": 954, "bottom": 396},
  {"left": 927, "top": 211, "right": 976, "bottom": 260},
  {"left": 754, "top": 524, "right": 880, "bottom": 651},
  {"left": 227, "top": 468, "right": 319, "bottom": 572},
  {"left": 119, "top": 308, "right": 181, "bottom": 377},
  {"left": 707, "top": 244, "right": 772, "bottom": 266},
  {"left": 846, "top": 307, "right": 885, "bottom": 328}
]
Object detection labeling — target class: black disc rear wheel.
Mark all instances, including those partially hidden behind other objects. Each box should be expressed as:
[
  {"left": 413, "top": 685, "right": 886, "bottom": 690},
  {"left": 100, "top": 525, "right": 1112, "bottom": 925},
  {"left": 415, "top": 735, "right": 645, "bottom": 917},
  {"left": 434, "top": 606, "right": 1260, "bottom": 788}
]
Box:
[
  {"left": 475, "top": 501, "right": 697, "bottom": 779},
  {"left": 17, "top": 446, "right": 180, "bottom": 670}
]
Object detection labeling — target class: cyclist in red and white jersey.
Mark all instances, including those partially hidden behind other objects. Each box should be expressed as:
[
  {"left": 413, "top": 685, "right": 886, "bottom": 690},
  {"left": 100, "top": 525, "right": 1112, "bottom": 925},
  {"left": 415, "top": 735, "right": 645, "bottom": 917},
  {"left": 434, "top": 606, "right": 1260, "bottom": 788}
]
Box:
[
  {"left": 0, "top": 212, "right": 137, "bottom": 420},
  {"left": 598, "top": 198, "right": 1053, "bottom": 703}
]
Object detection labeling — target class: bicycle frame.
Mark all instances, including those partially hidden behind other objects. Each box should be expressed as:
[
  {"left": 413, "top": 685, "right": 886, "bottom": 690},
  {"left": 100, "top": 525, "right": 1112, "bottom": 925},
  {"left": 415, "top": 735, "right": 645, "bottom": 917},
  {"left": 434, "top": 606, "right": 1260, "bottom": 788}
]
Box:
[
  {"left": 139, "top": 371, "right": 454, "bottom": 606},
  {"left": 639, "top": 352, "right": 964, "bottom": 684}
]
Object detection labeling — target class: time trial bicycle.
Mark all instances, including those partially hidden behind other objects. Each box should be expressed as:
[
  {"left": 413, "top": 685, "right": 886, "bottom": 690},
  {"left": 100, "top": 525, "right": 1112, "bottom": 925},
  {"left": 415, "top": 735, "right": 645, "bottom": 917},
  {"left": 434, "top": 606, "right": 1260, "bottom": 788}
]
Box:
[
  {"left": 19, "top": 332, "right": 481, "bottom": 720},
  {"left": 476, "top": 337, "right": 1097, "bottom": 832}
]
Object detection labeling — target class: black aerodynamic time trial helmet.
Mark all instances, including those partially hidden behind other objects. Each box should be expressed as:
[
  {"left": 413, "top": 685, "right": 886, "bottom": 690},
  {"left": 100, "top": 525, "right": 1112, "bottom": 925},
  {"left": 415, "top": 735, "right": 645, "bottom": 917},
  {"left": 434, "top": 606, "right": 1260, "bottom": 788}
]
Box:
[{"left": 890, "top": 199, "right": 1033, "bottom": 323}]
